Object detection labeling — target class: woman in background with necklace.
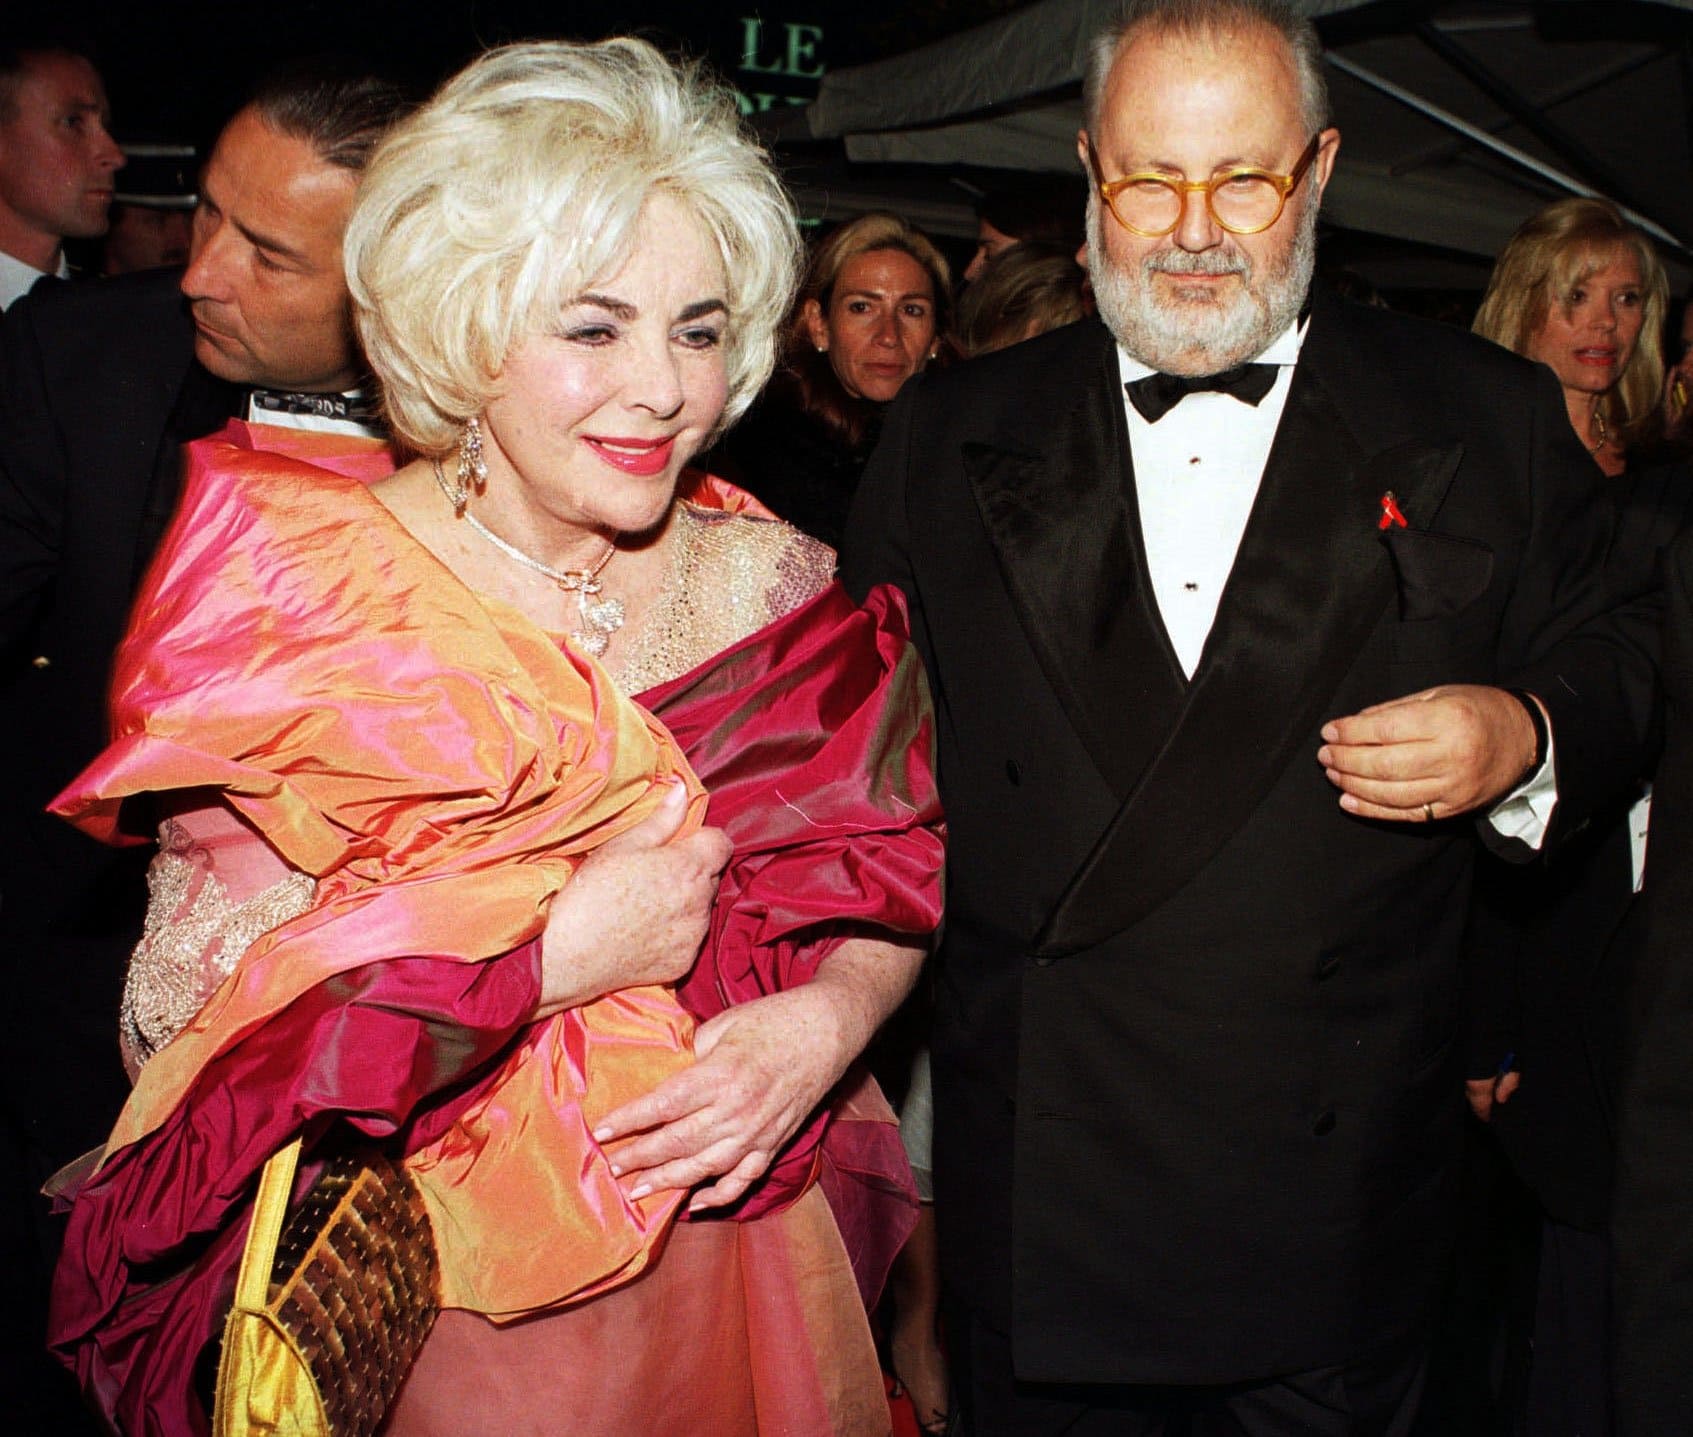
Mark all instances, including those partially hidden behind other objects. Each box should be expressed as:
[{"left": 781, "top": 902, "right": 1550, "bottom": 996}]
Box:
[{"left": 1474, "top": 196, "right": 1664, "bottom": 476}]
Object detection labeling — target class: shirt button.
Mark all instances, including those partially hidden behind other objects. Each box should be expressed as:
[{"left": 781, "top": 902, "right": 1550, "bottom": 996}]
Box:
[
  {"left": 31, "top": 655, "right": 50, "bottom": 669},
  {"left": 1006, "top": 759, "right": 1022, "bottom": 786},
  {"left": 1313, "top": 1111, "right": 1337, "bottom": 1137},
  {"left": 1315, "top": 955, "right": 1341, "bottom": 982}
]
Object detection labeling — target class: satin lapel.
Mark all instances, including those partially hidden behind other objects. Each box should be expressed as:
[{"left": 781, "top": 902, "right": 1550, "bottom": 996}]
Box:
[
  {"left": 1035, "top": 326, "right": 1464, "bottom": 957},
  {"left": 965, "top": 327, "right": 1187, "bottom": 799}
]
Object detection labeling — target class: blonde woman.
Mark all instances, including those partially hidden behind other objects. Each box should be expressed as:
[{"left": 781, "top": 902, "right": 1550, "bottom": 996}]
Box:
[
  {"left": 713, "top": 211, "right": 952, "bottom": 546},
  {"left": 1474, "top": 196, "right": 1669, "bottom": 476},
  {"left": 50, "top": 39, "right": 942, "bottom": 1435}
]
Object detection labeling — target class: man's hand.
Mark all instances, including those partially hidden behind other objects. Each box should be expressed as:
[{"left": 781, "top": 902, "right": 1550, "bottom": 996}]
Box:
[
  {"left": 1466, "top": 1070, "right": 1521, "bottom": 1123},
  {"left": 1318, "top": 684, "right": 1539, "bottom": 822},
  {"left": 536, "top": 780, "right": 731, "bottom": 1015}
]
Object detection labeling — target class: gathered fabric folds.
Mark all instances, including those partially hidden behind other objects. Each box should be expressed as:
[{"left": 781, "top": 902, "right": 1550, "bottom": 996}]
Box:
[{"left": 46, "top": 424, "right": 944, "bottom": 1435}]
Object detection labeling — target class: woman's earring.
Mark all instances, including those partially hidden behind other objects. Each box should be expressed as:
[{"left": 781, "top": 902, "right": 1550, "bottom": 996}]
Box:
[{"left": 448, "top": 417, "right": 489, "bottom": 515}]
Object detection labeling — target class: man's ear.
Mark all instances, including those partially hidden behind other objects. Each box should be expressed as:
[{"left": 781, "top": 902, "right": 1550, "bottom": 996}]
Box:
[
  {"left": 802, "top": 297, "right": 829, "bottom": 352},
  {"left": 1310, "top": 127, "right": 1342, "bottom": 202}
]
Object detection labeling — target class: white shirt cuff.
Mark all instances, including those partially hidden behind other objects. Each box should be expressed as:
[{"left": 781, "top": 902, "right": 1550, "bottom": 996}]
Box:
[{"left": 1485, "top": 725, "right": 1558, "bottom": 850}]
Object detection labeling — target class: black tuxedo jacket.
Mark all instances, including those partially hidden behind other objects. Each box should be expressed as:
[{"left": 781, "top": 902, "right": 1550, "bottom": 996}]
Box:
[
  {"left": 841, "top": 293, "right": 1657, "bottom": 1385},
  {"left": 1465, "top": 455, "right": 1693, "bottom": 1234},
  {"left": 1612, "top": 523, "right": 1693, "bottom": 1435},
  {"left": 0, "top": 267, "right": 239, "bottom": 1169}
]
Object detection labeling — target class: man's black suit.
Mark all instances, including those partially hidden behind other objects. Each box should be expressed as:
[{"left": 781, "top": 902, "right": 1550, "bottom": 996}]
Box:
[
  {"left": 0, "top": 267, "right": 237, "bottom": 1430},
  {"left": 1466, "top": 457, "right": 1693, "bottom": 1239},
  {"left": 841, "top": 293, "right": 1655, "bottom": 1390},
  {"left": 1611, "top": 524, "right": 1693, "bottom": 1436}
]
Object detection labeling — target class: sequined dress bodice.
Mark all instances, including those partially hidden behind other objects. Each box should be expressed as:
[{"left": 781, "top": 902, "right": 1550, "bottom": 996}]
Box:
[{"left": 608, "top": 502, "right": 835, "bottom": 694}]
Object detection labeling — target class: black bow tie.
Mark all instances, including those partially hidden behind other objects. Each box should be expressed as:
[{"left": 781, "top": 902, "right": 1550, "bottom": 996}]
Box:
[
  {"left": 1124, "top": 363, "right": 1280, "bottom": 423},
  {"left": 248, "top": 387, "right": 381, "bottom": 424}
]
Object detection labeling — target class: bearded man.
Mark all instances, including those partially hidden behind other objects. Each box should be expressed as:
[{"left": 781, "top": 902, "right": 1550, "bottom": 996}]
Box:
[{"left": 841, "top": 1, "right": 1655, "bottom": 1431}]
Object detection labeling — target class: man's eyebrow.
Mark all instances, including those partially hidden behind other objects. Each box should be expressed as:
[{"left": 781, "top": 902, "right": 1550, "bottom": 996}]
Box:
[{"left": 234, "top": 216, "right": 309, "bottom": 266}]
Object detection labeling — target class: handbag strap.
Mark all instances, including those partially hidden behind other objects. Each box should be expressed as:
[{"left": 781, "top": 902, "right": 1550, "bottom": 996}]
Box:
[{"left": 233, "top": 1136, "right": 303, "bottom": 1310}]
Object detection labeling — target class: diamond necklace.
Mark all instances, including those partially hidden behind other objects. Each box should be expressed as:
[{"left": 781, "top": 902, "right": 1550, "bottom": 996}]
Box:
[
  {"left": 1585, "top": 403, "right": 1611, "bottom": 455},
  {"left": 431, "top": 458, "right": 626, "bottom": 657}
]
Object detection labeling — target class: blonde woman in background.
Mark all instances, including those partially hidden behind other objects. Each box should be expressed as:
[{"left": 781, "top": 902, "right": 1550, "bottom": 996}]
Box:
[
  {"left": 1474, "top": 196, "right": 1668, "bottom": 477},
  {"left": 711, "top": 211, "right": 952, "bottom": 546}
]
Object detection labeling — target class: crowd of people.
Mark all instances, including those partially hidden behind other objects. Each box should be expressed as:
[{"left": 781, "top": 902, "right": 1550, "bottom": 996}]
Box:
[{"left": 1, "top": 1, "right": 1691, "bottom": 1434}]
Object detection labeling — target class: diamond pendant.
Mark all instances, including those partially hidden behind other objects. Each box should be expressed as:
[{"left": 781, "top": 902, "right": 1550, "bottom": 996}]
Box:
[
  {"left": 571, "top": 627, "right": 611, "bottom": 658},
  {"left": 571, "top": 591, "right": 625, "bottom": 661},
  {"left": 580, "top": 595, "right": 625, "bottom": 635}
]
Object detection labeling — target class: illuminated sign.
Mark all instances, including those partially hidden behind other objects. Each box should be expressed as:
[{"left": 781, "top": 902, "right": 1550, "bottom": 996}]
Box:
[{"left": 734, "top": 16, "right": 824, "bottom": 114}]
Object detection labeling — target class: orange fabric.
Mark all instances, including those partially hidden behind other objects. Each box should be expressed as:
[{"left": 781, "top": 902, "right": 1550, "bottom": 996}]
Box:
[{"left": 52, "top": 431, "right": 708, "bottom": 1314}]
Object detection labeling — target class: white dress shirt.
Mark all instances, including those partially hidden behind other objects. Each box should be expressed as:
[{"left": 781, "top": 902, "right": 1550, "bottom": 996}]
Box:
[
  {"left": 1116, "top": 322, "right": 1555, "bottom": 844},
  {"left": 0, "top": 249, "right": 70, "bottom": 312},
  {"left": 243, "top": 389, "right": 385, "bottom": 441}
]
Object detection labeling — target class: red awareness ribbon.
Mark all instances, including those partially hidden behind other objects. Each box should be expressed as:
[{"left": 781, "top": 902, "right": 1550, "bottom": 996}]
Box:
[{"left": 1377, "top": 492, "right": 1408, "bottom": 530}]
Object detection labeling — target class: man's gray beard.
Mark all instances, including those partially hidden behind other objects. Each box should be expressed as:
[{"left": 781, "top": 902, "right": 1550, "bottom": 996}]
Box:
[{"left": 1088, "top": 193, "right": 1318, "bottom": 377}]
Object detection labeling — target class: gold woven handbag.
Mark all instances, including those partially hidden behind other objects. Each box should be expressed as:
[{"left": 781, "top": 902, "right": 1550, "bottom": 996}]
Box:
[{"left": 213, "top": 1136, "right": 440, "bottom": 1437}]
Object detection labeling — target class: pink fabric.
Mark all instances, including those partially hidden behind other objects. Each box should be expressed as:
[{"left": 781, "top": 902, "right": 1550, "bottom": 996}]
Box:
[
  {"left": 384, "top": 1186, "right": 890, "bottom": 1437},
  {"left": 634, "top": 582, "right": 939, "bottom": 1302}
]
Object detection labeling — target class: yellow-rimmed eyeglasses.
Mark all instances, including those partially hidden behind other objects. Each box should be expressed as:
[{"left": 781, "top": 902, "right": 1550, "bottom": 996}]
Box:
[{"left": 1088, "top": 133, "right": 1323, "bottom": 238}]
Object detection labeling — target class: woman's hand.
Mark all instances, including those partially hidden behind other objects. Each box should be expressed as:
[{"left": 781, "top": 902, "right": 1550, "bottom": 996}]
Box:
[
  {"left": 596, "top": 985, "right": 846, "bottom": 1211},
  {"left": 536, "top": 780, "right": 732, "bottom": 1016},
  {"left": 593, "top": 937, "right": 927, "bottom": 1211}
]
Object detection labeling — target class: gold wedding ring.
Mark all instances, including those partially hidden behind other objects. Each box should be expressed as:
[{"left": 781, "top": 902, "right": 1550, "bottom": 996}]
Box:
[{"left": 1423, "top": 802, "right": 1436, "bottom": 823}]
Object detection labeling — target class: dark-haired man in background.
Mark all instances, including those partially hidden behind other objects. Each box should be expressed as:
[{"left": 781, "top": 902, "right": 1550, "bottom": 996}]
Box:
[
  {"left": 0, "top": 63, "right": 405, "bottom": 1432},
  {"left": 0, "top": 44, "right": 124, "bottom": 310}
]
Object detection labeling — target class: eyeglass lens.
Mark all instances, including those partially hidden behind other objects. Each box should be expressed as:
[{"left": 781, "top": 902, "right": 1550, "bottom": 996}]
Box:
[{"left": 1112, "top": 174, "right": 1286, "bottom": 235}]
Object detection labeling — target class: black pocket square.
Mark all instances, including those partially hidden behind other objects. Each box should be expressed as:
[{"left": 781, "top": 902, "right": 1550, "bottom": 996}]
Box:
[{"left": 1380, "top": 528, "right": 1494, "bottom": 621}]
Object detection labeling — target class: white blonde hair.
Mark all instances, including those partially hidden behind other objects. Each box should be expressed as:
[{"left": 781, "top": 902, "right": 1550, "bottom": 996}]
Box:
[{"left": 344, "top": 38, "right": 801, "bottom": 454}]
